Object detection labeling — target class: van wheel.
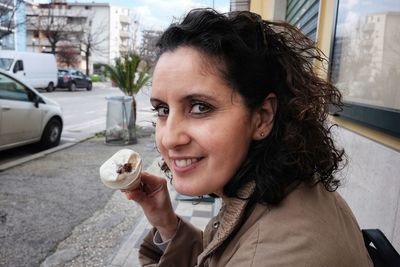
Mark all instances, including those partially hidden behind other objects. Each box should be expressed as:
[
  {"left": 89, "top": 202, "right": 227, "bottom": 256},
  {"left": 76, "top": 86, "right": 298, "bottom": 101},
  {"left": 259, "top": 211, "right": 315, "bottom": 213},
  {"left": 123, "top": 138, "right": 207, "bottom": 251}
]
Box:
[
  {"left": 68, "top": 82, "right": 76, "bottom": 91},
  {"left": 46, "top": 82, "right": 55, "bottom": 92},
  {"left": 86, "top": 83, "right": 92, "bottom": 91},
  {"left": 40, "top": 118, "right": 62, "bottom": 149}
]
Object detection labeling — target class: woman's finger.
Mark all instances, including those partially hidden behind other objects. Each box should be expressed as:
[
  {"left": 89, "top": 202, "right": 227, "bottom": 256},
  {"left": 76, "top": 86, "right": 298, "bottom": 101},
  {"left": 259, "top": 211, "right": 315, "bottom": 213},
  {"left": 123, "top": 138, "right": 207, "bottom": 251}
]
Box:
[
  {"left": 140, "top": 172, "right": 167, "bottom": 195},
  {"left": 122, "top": 188, "right": 147, "bottom": 203}
]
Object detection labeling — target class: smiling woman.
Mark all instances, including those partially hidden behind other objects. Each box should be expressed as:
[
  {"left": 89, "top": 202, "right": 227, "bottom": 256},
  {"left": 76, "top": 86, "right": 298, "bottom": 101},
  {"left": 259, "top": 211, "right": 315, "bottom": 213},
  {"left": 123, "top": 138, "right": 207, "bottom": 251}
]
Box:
[
  {"left": 151, "top": 47, "right": 262, "bottom": 197},
  {"left": 122, "top": 8, "right": 373, "bottom": 267}
]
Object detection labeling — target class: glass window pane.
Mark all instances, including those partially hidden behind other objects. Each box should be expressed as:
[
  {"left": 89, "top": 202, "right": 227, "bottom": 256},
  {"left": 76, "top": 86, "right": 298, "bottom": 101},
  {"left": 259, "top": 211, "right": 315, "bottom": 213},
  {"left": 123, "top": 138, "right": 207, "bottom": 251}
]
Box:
[
  {"left": 0, "top": 73, "right": 30, "bottom": 102},
  {"left": 330, "top": 0, "right": 400, "bottom": 111}
]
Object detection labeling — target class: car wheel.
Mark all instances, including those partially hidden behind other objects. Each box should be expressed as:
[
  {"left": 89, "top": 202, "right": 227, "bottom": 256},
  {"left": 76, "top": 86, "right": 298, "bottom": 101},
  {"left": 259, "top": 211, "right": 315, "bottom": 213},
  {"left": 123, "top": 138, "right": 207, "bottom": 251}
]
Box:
[
  {"left": 40, "top": 118, "right": 62, "bottom": 149},
  {"left": 68, "top": 82, "right": 76, "bottom": 91},
  {"left": 46, "top": 82, "right": 55, "bottom": 92},
  {"left": 87, "top": 82, "right": 92, "bottom": 91}
]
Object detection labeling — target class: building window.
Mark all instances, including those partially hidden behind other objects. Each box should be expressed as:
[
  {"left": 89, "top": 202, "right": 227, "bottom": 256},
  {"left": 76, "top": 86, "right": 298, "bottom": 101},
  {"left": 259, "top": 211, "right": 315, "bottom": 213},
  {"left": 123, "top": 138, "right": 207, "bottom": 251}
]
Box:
[
  {"left": 67, "top": 17, "right": 85, "bottom": 24},
  {"left": 330, "top": 0, "right": 400, "bottom": 137}
]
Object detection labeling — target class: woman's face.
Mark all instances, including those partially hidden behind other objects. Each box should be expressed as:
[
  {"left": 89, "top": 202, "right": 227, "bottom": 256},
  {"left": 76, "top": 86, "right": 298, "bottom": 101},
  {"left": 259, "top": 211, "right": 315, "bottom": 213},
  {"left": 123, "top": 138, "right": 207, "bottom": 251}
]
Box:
[{"left": 151, "top": 47, "right": 259, "bottom": 197}]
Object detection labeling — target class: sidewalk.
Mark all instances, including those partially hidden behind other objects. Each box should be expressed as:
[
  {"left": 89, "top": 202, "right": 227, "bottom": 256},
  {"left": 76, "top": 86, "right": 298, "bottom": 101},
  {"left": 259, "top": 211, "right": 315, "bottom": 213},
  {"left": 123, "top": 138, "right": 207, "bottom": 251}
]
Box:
[
  {"left": 20, "top": 133, "right": 222, "bottom": 267},
  {"left": 109, "top": 159, "right": 222, "bottom": 267}
]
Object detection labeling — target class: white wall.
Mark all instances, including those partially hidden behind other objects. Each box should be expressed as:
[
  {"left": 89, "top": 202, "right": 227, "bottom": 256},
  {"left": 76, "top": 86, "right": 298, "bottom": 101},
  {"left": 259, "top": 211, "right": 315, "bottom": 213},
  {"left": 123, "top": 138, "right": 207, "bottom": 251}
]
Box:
[
  {"left": 109, "top": 6, "right": 120, "bottom": 63},
  {"left": 90, "top": 6, "right": 111, "bottom": 66},
  {"left": 335, "top": 127, "right": 400, "bottom": 251}
]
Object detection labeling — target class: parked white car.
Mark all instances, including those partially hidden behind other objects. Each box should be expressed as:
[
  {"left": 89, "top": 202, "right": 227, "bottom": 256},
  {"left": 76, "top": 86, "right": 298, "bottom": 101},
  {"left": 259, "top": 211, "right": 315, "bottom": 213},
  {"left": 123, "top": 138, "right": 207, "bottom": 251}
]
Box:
[
  {"left": 0, "top": 69, "right": 63, "bottom": 151},
  {"left": 0, "top": 51, "right": 58, "bottom": 92}
]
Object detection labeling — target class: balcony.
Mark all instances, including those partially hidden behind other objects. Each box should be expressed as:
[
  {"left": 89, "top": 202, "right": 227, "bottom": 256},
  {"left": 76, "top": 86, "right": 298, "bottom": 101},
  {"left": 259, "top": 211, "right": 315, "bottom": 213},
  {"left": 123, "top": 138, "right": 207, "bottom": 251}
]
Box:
[
  {"left": 0, "top": 2, "right": 14, "bottom": 10},
  {"left": 119, "top": 30, "right": 131, "bottom": 39},
  {"left": 119, "top": 15, "right": 130, "bottom": 24}
]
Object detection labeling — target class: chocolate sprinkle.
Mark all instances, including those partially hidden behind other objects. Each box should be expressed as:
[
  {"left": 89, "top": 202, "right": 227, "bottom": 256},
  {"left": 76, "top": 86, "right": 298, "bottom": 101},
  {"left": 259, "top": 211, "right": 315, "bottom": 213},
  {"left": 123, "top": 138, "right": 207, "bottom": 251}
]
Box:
[{"left": 117, "top": 163, "right": 133, "bottom": 174}]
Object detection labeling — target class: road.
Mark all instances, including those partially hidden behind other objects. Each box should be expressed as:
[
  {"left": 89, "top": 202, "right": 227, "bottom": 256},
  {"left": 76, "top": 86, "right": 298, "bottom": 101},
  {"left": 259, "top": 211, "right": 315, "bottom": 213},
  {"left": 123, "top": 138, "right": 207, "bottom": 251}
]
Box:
[
  {"left": 0, "top": 134, "right": 159, "bottom": 267},
  {"left": 0, "top": 82, "right": 155, "bottom": 166},
  {"left": 54, "top": 83, "right": 154, "bottom": 142},
  {"left": 0, "top": 82, "right": 159, "bottom": 266}
]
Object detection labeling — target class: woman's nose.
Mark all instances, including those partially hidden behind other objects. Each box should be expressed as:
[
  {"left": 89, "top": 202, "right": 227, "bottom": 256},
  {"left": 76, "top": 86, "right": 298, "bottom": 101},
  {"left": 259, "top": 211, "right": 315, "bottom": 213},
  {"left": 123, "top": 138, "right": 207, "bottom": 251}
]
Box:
[{"left": 160, "top": 113, "right": 190, "bottom": 149}]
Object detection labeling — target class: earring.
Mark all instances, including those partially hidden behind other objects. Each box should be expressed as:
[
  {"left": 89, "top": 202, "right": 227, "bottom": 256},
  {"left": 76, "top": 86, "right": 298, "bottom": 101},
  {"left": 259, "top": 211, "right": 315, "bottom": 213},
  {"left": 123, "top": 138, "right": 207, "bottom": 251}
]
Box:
[{"left": 260, "top": 132, "right": 264, "bottom": 137}]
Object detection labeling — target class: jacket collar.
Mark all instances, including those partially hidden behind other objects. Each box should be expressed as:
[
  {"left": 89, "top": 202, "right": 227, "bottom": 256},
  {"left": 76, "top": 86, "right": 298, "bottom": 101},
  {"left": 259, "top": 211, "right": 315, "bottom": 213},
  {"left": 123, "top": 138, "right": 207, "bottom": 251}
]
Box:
[{"left": 198, "top": 181, "right": 256, "bottom": 265}]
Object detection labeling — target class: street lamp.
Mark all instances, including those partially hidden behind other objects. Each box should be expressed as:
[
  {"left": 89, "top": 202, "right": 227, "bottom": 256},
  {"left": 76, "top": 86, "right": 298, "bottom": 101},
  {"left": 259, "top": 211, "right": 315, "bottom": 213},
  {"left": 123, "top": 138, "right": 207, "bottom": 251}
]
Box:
[{"left": 32, "top": 38, "right": 36, "bottom": 52}]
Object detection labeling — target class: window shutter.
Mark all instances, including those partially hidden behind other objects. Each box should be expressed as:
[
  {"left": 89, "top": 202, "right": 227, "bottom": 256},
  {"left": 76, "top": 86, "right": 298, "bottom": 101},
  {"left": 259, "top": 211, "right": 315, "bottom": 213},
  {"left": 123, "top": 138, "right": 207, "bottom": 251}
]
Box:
[{"left": 286, "top": 0, "right": 320, "bottom": 42}]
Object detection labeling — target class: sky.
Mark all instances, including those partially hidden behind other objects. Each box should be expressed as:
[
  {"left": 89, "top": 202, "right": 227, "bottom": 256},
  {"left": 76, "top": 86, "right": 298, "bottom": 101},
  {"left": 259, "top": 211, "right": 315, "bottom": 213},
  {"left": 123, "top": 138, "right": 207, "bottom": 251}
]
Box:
[
  {"left": 113, "top": 0, "right": 230, "bottom": 30},
  {"left": 36, "top": 0, "right": 230, "bottom": 31}
]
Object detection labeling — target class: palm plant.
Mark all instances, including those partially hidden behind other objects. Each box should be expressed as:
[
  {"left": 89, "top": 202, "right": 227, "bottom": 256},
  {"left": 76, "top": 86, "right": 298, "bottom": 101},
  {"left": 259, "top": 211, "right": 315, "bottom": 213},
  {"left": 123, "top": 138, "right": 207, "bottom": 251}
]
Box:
[{"left": 103, "top": 53, "right": 150, "bottom": 144}]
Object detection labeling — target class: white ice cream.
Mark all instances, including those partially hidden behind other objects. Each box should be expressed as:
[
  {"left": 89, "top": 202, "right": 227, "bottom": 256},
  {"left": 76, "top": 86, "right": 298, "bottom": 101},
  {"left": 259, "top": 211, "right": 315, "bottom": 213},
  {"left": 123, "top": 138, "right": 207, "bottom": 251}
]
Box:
[{"left": 99, "top": 149, "right": 142, "bottom": 190}]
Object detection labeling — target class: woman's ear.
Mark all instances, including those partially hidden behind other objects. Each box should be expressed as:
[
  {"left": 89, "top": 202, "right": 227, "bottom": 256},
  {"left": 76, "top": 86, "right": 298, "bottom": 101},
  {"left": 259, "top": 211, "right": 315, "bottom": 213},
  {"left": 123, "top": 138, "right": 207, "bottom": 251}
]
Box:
[{"left": 252, "top": 93, "right": 277, "bottom": 140}]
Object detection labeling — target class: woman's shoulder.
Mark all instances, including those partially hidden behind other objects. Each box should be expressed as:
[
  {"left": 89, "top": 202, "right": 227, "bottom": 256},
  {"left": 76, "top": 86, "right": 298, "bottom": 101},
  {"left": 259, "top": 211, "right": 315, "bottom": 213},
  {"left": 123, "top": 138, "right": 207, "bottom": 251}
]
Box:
[
  {"left": 248, "top": 183, "right": 372, "bottom": 266},
  {"left": 255, "top": 182, "right": 359, "bottom": 236}
]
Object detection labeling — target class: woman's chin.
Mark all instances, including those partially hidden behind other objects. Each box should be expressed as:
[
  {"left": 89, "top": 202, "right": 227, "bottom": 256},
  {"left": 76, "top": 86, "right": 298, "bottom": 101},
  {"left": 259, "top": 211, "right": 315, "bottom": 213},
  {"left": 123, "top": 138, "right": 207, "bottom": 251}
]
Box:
[{"left": 173, "top": 181, "right": 207, "bottom": 197}]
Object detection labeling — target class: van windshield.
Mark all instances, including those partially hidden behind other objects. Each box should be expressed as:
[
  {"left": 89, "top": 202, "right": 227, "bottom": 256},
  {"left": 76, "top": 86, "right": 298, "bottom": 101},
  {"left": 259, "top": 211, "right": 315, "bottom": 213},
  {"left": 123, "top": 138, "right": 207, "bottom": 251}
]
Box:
[{"left": 0, "top": 58, "right": 14, "bottom": 71}]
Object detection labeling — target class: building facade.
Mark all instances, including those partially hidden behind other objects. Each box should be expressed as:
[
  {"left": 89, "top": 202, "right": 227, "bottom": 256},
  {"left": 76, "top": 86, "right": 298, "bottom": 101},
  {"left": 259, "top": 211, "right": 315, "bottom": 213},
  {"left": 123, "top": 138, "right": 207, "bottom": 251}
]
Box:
[
  {"left": 68, "top": 2, "right": 136, "bottom": 74},
  {"left": 249, "top": 0, "right": 400, "bottom": 250},
  {"left": 5, "top": 0, "right": 135, "bottom": 74},
  {"left": 26, "top": 1, "right": 91, "bottom": 54},
  {"left": 0, "top": 0, "right": 26, "bottom": 51}
]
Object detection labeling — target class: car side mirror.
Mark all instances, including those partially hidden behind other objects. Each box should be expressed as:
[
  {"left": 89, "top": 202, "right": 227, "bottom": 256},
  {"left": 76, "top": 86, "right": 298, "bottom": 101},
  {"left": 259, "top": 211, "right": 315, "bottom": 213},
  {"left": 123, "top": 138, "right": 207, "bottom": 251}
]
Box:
[{"left": 33, "top": 94, "right": 41, "bottom": 108}]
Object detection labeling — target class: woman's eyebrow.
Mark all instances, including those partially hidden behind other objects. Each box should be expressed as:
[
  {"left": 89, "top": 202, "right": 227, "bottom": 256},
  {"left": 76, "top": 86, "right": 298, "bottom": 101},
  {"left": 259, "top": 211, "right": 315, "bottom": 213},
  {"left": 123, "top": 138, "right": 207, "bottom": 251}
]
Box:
[
  {"left": 150, "top": 98, "right": 164, "bottom": 106},
  {"left": 151, "top": 94, "right": 216, "bottom": 105},
  {"left": 182, "top": 94, "right": 216, "bottom": 103}
]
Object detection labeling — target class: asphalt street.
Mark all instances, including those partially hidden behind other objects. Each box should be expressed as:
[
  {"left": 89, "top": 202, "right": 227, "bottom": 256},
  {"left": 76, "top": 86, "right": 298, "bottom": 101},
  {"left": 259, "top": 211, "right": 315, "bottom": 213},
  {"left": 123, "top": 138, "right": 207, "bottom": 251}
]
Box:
[
  {"left": 0, "top": 82, "right": 155, "bottom": 167},
  {"left": 0, "top": 131, "right": 159, "bottom": 267}
]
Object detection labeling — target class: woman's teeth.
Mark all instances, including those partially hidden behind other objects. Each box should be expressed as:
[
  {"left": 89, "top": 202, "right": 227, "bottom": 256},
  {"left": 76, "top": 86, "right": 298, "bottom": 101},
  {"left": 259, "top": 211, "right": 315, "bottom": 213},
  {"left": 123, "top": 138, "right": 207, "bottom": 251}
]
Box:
[{"left": 174, "top": 158, "right": 198, "bottom": 167}]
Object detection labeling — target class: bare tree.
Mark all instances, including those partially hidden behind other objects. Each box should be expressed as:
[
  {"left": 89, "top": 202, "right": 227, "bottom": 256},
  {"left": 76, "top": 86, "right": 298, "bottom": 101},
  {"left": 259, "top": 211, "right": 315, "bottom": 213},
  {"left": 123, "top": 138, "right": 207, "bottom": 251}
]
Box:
[
  {"left": 57, "top": 43, "right": 80, "bottom": 68},
  {"left": 79, "top": 17, "right": 108, "bottom": 75},
  {"left": 139, "top": 29, "right": 163, "bottom": 69},
  {"left": 0, "top": 0, "right": 24, "bottom": 40},
  {"left": 27, "top": 1, "right": 84, "bottom": 54}
]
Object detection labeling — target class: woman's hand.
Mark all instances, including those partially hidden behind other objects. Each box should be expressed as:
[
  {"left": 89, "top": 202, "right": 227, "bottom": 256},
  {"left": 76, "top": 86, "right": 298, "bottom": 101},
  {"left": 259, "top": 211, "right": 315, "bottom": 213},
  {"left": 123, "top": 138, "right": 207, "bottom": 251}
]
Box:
[{"left": 122, "top": 171, "right": 178, "bottom": 241}]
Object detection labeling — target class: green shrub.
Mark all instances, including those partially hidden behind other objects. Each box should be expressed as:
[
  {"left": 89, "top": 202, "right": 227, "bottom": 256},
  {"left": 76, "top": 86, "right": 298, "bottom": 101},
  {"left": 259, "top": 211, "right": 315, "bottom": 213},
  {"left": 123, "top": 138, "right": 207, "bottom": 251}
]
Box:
[{"left": 90, "top": 74, "right": 102, "bottom": 82}]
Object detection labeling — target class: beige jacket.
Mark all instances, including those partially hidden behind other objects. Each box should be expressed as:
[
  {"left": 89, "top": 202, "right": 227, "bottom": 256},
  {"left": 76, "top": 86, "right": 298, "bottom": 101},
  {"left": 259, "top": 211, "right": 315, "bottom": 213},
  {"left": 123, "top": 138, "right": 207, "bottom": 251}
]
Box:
[{"left": 139, "top": 182, "right": 373, "bottom": 267}]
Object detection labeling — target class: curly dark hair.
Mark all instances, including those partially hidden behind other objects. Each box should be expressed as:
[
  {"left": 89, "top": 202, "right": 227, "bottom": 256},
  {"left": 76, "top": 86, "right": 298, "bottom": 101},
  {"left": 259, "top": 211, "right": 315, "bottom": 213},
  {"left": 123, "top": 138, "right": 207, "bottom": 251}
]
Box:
[{"left": 156, "top": 8, "right": 345, "bottom": 205}]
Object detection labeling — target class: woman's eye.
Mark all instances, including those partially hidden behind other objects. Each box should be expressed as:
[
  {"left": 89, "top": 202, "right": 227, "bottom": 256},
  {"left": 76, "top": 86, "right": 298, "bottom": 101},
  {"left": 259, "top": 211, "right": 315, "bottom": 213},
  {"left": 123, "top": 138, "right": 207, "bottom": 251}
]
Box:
[
  {"left": 190, "top": 103, "right": 211, "bottom": 114},
  {"left": 153, "top": 106, "right": 169, "bottom": 117}
]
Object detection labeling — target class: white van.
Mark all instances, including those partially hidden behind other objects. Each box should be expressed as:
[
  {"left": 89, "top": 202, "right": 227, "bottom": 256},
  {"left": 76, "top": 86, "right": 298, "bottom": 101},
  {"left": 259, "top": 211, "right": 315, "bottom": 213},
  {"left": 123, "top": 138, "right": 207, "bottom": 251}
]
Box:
[{"left": 0, "top": 51, "right": 58, "bottom": 92}]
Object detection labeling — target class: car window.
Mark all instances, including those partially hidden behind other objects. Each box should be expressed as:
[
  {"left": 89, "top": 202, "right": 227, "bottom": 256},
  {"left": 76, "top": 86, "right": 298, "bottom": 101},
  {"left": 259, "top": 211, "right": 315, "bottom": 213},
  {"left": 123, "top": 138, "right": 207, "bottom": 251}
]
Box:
[
  {"left": 58, "top": 70, "right": 68, "bottom": 75},
  {"left": 13, "top": 60, "right": 24, "bottom": 73},
  {"left": 0, "top": 58, "right": 13, "bottom": 71},
  {"left": 0, "top": 73, "right": 30, "bottom": 102}
]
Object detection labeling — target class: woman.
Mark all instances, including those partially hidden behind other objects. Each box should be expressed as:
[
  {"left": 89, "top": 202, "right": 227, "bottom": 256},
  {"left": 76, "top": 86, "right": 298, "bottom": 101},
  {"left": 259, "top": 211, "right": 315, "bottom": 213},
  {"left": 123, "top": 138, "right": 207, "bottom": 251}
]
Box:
[{"left": 123, "top": 9, "right": 373, "bottom": 267}]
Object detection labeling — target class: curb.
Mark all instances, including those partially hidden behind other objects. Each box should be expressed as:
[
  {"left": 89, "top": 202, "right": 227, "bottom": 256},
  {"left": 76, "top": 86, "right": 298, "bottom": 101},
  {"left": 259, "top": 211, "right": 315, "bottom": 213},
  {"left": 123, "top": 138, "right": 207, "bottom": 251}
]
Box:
[{"left": 0, "top": 135, "right": 94, "bottom": 172}]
